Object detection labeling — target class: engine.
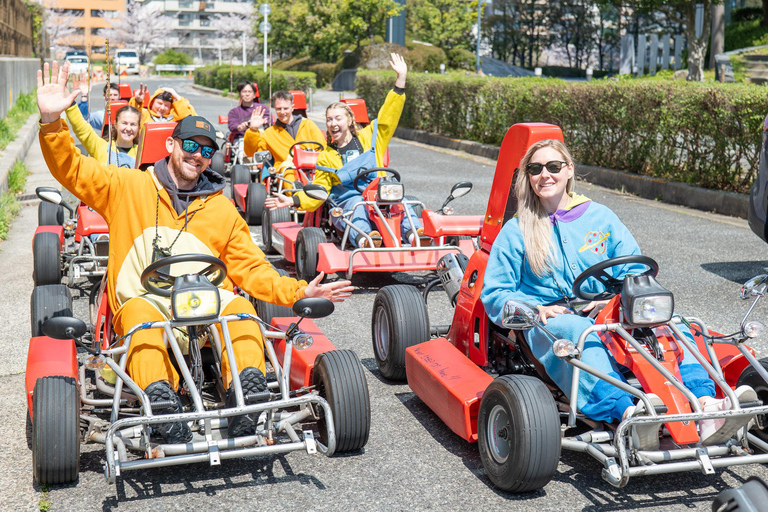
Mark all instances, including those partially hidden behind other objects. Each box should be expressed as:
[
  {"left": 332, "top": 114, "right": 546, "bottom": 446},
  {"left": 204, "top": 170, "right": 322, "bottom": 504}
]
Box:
[{"left": 436, "top": 253, "right": 469, "bottom": 306}]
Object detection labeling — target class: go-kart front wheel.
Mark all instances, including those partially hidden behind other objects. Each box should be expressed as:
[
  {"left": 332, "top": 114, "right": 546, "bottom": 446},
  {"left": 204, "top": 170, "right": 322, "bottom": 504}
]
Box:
[
  {"left": 371, "top": 285, "right": 430, "bottom": 381},
  {"left": 295, "top": 227, "right": 325, "bottom": 282},
  {"left": 245, "top": 183, "right": 266, "bottom": 225},
  {"left": 32, "top": 376, "right": 80, "bottom": 485},
  {"left": 262, "top": 205, "right": 291, "bottom": 254},
  {"left": 738, "top": 357, "right": 768, "bottom": 447},
  {"left": 33, "top": 232, "right": 62, "bottom": 287},
  {"left": 478, "top": 375, "right": 560, "bottom": 493},
  {"left": 313, "top": 349, "right": 370, "bottom": 455},
  {"left": 31, "top": 284, "right": 72, "bottom": 337}
]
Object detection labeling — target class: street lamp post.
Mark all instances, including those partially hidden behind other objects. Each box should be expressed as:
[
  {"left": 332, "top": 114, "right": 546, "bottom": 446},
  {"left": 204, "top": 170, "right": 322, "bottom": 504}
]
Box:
[
  {"left": 476, "top": 0, "right": 486, "bottom": 74},
  {"left": 259, "top": 3, "right": 271, "bottom": 73}
]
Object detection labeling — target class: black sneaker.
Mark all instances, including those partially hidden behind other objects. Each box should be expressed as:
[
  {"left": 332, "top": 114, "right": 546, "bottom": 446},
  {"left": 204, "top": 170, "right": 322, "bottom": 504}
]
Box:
[
  {"left": 144, "top": 380, "right": 192, "bottom": 444},
  {"left": 226, "top": 367, "right": 269, "bottom": 437}
]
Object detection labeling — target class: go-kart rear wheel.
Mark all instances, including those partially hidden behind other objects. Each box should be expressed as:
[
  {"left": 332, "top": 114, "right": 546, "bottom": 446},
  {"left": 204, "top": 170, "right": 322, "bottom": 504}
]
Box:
[
  {"left": 738, "top": 357, "right": 768, "bottom": 447},
  {"left": 252, "top": 268, "right": 293, "bottom": 323},
  {"left": 403, "top": 195, "right": 424, "bottom": 219},
  {"left": 245, "top": 183, "right": 267, "bottom": 225},
  {"left": 32, "top": 376, "right": 80, "bottom": 485},
  {"left": 295, "top": 227, "right": 325, "bottom": 282},
  {"left": 313, "top": 349, "right": 370, "bottom": 455},
  {"left": 231, "top": 164, "right": 250, "bottom": 199},
  {"left": 371, "top": 285, "right": 430, "bottom": 381},
  {"left": 262, "top": 205, "right": 291, "bottom": 254},
  {"left": 31, "top": 284, "right": 72, "bottom": 337},
  {"left": 38, "top": 201, "right": 64, "bottom": 226},
  {"left": 211, "top": 151, "right": 225, "bottom": 176},
  {"left": 478, "top": 375, "right": 560, "bottom": 493},
  {"left": 33, "top": 232, "right": 62, "bottom": 287}
]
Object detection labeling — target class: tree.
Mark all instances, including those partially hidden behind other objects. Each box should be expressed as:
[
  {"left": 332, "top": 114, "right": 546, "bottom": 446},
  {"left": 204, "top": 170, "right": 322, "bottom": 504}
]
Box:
[
  {"left": 550, "top": 0, "right": 598, "bottom": 69},
  {"left": 408, "top": 0, "right": 479, "bottom": 49},
  {"left": 98, "top": 0, "right": 175, "bottom": 64},
  {"left": 343, "top": 0, "right": 403, "bottom": 47},
  {"left": 210, "top": 3, "right": 258, "bottom": 64},
  {"left": 268, "top": 0, "right": 352, "bottom": 61},
  {"left": 484, "top": 0, "right": 522, "bottom": 63}
]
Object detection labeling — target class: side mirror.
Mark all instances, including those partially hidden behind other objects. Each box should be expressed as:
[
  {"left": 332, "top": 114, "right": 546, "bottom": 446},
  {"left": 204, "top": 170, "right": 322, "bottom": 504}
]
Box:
[
  {"left": 449, "top": 181, "right": 473, "bottom": 200},
  {"left": 253, "top": 150, "right": 272, "bottom": 165},
  {"left": 42, "top": 316, "right": 88, "bottom": 340},
  {"left": 36, "top": 186, "right": 64, "bottom": 205},
  {"left": 740, "top": 274, "right": 768, "bottom": 299},
  {"left": 501, "top": 300, "right": 538, "bottom": 330},
  {"left": 292, "top": 297, "right": 335, "bottom": 319},
  {"left": 303, "top": 184, "right": 329, "bottom": 203}
]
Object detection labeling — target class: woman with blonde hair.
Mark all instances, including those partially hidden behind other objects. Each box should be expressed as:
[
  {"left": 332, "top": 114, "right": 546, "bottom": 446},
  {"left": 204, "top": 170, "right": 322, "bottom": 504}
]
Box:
[{"left": 480, "top": 139, "right": 753, "bottom": 449}]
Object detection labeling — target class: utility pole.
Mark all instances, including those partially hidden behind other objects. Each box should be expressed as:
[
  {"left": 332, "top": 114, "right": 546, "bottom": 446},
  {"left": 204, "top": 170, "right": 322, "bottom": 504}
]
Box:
[
  {"left": 476, "top": 0, "right": 486, "bottom": 74},
  {"left": 259, "top": 3, "right": 271, "bottom": 73}
]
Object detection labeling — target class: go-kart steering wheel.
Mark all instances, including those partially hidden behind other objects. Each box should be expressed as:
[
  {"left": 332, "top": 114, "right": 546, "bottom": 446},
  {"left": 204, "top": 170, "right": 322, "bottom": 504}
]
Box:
[
  {"left": 141, "top": 254, "right": 227, "bottom": 297},
  {"left": 352, "top": 167, "right": 401, "bottom": 194},
  {"left": 288, "top": 140, "right": 324, "bottom": 158},
  {"left": 571, "top": 255, "right": 659, "bottom": 301}
]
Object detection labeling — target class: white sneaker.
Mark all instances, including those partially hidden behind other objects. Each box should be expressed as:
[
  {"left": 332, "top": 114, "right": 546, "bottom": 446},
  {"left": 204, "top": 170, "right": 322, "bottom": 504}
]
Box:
[{"left": 700, "top": 385, "right": 758, "bottom": 445}]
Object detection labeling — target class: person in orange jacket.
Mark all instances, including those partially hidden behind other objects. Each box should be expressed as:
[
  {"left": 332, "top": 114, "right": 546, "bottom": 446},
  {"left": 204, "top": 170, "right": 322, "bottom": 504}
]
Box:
[
  {"left": 36, "top": 61, "right": 353, "bottom": 444},
  {"left": 129, "top": 83, "right": 196, "bottom": 124}
]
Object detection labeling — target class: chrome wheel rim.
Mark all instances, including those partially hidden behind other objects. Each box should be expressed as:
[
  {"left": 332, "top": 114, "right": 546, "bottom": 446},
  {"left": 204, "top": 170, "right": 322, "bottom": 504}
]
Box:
[
  {"left": 374, "top": 306, "right": 390, "bottom": 360},
  {"left": 486, "top": 404, "right": 511, "bottom": 464}
]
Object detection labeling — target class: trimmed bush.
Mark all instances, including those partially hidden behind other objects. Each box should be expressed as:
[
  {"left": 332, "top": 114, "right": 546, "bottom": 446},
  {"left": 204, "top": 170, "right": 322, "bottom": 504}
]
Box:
[
  {"left": 357, "top": 72, "right": 768, "bottom": 194},
  {"left": 154, "top": 49, "right": 193, "bottom": 66},
  {"left": 194, "top": 65, "right": 316, "bottom": 95}
]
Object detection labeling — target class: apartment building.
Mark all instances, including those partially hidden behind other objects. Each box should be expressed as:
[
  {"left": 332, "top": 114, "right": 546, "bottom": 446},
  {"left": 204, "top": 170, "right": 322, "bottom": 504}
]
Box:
[{"left": 45, "top": 0, "right": 126, "bottom": 56}]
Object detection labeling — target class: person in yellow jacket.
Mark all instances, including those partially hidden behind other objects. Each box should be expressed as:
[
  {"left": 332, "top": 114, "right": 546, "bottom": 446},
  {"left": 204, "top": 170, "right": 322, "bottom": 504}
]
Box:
[
  {"left": 129, "top": 83, "right": 197, "bottom": 125},
  {"left": 36, "top": 60, "right": 353, "bottom": 444},
  {"left": 265, "top": 53, "right": 423, "bottom": 249},
  {"left": 243, "top": 90, "right": 325, "bottom": 185}
]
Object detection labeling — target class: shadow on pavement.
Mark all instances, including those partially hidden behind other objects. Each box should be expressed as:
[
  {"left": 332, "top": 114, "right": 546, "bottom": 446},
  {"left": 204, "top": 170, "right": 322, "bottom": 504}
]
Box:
[{"left": 701, "top": 261, "right": 768, "bottom": 284}]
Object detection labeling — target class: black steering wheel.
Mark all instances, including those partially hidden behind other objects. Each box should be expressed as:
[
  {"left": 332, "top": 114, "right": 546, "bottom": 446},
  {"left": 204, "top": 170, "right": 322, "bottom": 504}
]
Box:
[
  {"left": 141, "top": 254, "right": 227, "bottom": 297},
  {"left": 289, "top": 140, "right": 324, "bottom": 158},
  {"left": 571, "top": 255, "right": 659, "bottom": 301},
  {"left": 351, "top": 167, "right": 401, "bottom": 194}
]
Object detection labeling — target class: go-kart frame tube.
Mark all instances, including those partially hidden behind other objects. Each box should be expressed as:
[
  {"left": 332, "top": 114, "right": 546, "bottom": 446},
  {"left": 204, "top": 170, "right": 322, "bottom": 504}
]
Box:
[{"left": 338, "top": 198, "right": 425, "bottom": 250}]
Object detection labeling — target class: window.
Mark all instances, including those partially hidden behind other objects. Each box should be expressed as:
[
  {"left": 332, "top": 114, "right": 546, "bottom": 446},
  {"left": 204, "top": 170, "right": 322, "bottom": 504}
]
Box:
[
  {"left": 200, "top": 15, "right": 210, "bottom": 26},
  {"left": 91, "top": 9, "right": 102, "bottom": 17}
]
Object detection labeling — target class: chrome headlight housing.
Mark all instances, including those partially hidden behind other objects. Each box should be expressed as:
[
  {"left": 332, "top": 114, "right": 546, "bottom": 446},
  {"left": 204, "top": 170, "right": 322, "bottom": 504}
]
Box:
[
  {"left": 171, "top": 275, "right": 221, "bottom": 321},
  {"left": 620, "top": 274, "right": 674, "bottom": 325},
  {"left": 377, "top": 178, "right": 404, "bottom": 202}
]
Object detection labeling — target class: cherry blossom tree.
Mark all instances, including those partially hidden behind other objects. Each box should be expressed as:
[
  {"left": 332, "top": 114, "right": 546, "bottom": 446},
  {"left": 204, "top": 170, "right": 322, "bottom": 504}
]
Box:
[
  {"left": 210, "top": 3, "right": 258, "bottom": 65},
  {"left": 98, "top": 0, "right": 175, "bottom": 63}
]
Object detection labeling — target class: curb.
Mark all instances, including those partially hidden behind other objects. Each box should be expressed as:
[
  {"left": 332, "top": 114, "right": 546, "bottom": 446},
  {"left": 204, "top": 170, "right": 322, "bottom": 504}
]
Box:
[
  {"left": 189, "top": 83, "right": 236, "bottom": 99},
  {"left": 0, "top": 114, "right": 39, "bottom": 195},
  {"left": 394, "top": 127, "right": 749, "bottom": 218}
]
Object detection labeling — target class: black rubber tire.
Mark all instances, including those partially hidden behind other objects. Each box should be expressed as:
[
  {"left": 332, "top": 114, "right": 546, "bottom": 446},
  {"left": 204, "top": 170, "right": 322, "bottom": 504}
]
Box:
[
  {"left": 446, "top": 235, "right": 473, "bottom": 246},
  {"left": 33, "top": 232, "right": 62, "bottom": 287},
  {"left": 252, "top": 268, "right": 294, "bottom": 324},
  {"left": 30, "top": 284, "right": 73, "bottom": 337},
  {"left": 262, "top": 205, "right": 291, "bottom": 254},
  {"left": 245, "top": 182, "right": 267, "bottom": 226},
  {"left": 737, "top": 357, "right": 768, "bottom": 447},
  {"left": 295, "top": 227, "right": 325, "bottom": 282},
  {"left": 32, "top": 376, "right": 80, "bottom": 485},
  {"left": 371, "top": 285, "right": 430, "bottom": 381},
  {"left": 231, "top": 164, "right": 251, "bottom": 200},
  {"left": 26, "top": 409, "right": 33, "bottom": 450},
  {"left": 313, "top": 349, "right": 370, "bottom": 455},
  {"left": 403, "top": 195, "right": 424, "bottom": 219},
  {"left": 38, "top": 201, "right": 64, "bottom": 226},
  {"left": 477, "top": 375, "right": 560, "bottom": 493},
  {"left": 211, "top": 151, "right": 225, "bottom": 176}
]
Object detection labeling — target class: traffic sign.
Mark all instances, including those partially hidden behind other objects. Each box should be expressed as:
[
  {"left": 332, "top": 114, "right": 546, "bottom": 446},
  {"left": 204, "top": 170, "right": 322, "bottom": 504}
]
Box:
[
  {"left": 259, "top": 21, "right": 271, "bottom": 34},
  {"left": 259, "top": 3, "right": 271, "bottom": 16}
]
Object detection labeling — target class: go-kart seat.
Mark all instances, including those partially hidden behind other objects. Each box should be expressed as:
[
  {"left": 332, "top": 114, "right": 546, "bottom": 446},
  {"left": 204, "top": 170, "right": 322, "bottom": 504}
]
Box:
[
  {"left": 118, "top": 83, "right": 132, "bottom": 100},
  {"left": 100, "top": 100, "right": 130, "bottom": 137},
  {"left": 290, "top": 90, "right": 308, "bottom": 118},
  {"left": 293, "top": 145, "right": 319, "bottom": 175},
  {"left": 135, "top": 122, "right": 176, "bottom": 170},
  {"left": 341, "top": 98, "right": 369, "bottom": 125}
]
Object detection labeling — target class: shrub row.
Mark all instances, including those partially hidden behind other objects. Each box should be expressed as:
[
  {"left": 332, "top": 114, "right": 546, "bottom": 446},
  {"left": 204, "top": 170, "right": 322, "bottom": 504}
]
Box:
[
  {"left": 194, "top": 65, "right": 316, "bottom": 96},
  {"left": 357, "top": 72, "right": 768, "bottom": 194}
]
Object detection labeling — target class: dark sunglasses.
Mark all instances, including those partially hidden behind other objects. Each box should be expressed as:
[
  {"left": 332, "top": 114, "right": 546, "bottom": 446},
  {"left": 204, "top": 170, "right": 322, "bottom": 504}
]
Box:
[
  {"left": 180, "top": 139, "right": 216, "bottom": 159},
  {"left": 158, "top": 91, "right": 174, "bottom": 102},
  {"left": 525, "top": 160, "right": 567, "bottom": 176}
]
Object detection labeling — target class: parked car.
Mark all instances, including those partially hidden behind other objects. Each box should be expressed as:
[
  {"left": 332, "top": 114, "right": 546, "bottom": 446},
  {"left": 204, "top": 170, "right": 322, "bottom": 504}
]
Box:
[
  {"left": 65, "top": 55, "right": 89, "bottom": 75},
  {"left": 114, "top": 49, "right": 140, "bottom": 75}
]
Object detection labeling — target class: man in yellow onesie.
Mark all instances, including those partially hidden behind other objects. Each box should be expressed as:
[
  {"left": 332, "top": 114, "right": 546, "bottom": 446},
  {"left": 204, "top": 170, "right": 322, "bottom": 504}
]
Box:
[
  {"left": 36, "top": 61, "right": 353, "bottom": 444},
  {"left": 243, "top": 90, "right": 325, "bottom": 184}
]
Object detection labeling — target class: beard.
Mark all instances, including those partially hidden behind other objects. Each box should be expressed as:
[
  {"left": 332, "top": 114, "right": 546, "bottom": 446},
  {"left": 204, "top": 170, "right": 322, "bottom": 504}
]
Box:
[{"left": 169, "top": 148, "right": 204, "bottom": 189}]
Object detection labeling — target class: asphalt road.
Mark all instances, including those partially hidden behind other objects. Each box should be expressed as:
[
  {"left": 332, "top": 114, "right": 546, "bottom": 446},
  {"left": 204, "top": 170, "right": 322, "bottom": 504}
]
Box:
[{"left": 3, "top": 77, "right": 768, "bottom": 511}]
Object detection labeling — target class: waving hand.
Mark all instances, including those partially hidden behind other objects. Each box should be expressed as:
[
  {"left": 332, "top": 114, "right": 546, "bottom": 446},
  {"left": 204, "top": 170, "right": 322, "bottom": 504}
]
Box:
[{"left": 37, "top": 61, "right": 80, "bottom": 124}]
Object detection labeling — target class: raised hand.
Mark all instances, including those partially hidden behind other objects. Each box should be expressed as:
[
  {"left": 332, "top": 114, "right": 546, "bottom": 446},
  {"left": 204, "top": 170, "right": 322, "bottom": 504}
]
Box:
[
  {"left": 389, "top": 53, "right": 408, "bottom": 88},
  {"left": 163, "top": 87, "right": 179, "bottom": 100},
  {"left": 133, "top": 83, "right": 148, "bottom": 104},
  {"left": 37, "top": 61, "right": 80, "bottom": 124},
  {"left": 303, "top": 272, "right": 354, "bottom": 303},
  {"left": 249, "top": 105, "right": 267, "bottom": 131},
  {"left": 264, "top": 194, "right": 292, "bottom": 210},
  {"left": 72, "top": 72, "right": 90, "bottom": 99}
]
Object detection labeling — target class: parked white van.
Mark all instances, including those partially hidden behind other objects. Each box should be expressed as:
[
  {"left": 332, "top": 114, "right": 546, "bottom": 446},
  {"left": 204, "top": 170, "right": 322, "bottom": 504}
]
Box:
[
  {"left": 65, "top": 55, "right": 89, "bottom": 75},
  {"left": 114, "top": 49, "right": 140, "bottom": 75}
]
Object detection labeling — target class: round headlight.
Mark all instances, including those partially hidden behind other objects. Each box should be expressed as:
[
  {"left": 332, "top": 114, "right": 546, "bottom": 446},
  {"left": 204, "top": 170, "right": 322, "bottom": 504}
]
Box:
[
  {"left": 330, "top": 207, "right": 344, "bottom": 218},
  {"left": 294, "top": 333, "right": 314, "bottom": 349},
  {"left": 744, "top": 321, "right": 765, "bottom": 339},
  {"left": 552, "top": 339, "right": 577, "bottom": 358}
]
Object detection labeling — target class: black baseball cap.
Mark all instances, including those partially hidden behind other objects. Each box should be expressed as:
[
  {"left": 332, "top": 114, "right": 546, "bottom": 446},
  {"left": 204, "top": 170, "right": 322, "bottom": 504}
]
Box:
[{"left": 172, "top": 116, "right": 219, "bottom": 149}]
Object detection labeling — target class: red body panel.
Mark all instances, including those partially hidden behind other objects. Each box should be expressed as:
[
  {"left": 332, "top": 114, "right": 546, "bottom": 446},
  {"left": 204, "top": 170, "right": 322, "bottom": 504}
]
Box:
[
  {"left": 316, "top": 240, "right": 475, "bottom": 274},
  {"left": 74, "top": 203, "right": 108, "bottom": 238},
  {"left": 135, "top": 122, "right": 176, "bottom": 168},
  {"left": 293, "top": 146, "right": 319, "bottom": 171},
  {"left": 233, "top": 183, "right": 248, "bottom": 211},
  {"left": 33, "top": 225, "right": 65, "bottom": 249},
  {"left": 25, "top": 336, "right": 78, "bottom": 416},
  {"left": 218, "top": 114, "right": 228, "bottom": 124},
  {"left": 290, "top": 90, "right": 307, "bottom": 110},
  {"left": 341, "top": 98, "right": 370, "bottom": 124},
  {"left": 421, "top": 210, "right": 483, "bottom": 237},
  {"left": 406, "top": 338, "right": 493, "bottom": 442},
  {"left": 118, "top": 83, "right": 132, "bottom": 100},
  {"left": 271, "top": 317, "right": 336, "bottom": 390},
  {"left": 273, "top": 222, "right": 302, "bottom": 263},
  {"left": 100, "top": 100, "right": 129, "bottom": 137}
]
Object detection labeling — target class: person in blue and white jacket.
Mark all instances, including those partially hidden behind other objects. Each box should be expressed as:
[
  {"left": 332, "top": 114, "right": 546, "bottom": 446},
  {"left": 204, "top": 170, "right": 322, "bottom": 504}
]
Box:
[{"left": 480, "top": 138, "right": 753, "bottom": 449}]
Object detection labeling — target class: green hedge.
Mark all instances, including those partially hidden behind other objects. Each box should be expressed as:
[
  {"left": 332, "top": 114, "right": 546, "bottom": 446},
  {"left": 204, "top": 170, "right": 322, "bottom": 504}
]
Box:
[
  {"left": 357, "top": 72, "right": 768, "bottom": 194},
  {"left": 194, "top": 65, "right": 316, "bottom": 96}
]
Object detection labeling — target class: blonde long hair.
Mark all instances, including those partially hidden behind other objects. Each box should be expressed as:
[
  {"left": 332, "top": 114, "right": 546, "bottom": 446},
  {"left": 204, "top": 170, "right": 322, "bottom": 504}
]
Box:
[
  {"left": 325, "top": 102, "right": 361, "bottom": 146},
  {"left": 515, "top": 139, "right": 575, "bottom": 277}
]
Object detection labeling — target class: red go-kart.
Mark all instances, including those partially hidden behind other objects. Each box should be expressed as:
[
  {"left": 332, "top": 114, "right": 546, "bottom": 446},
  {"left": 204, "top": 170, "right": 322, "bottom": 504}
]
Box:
[
  {"left": 26, "top": 253, "right": 370, "bottom": 485},
  {"left": 370, "top": 123, "right": 768, "bottom": 492}
]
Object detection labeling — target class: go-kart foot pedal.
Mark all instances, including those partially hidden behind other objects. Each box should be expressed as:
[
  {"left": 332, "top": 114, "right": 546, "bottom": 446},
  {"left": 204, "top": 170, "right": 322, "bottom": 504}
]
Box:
[
  {"left": 303, "top": 430, "right": 317, "bottom": 454},
  {"left": 207, "top": 439, "right": 221, "bottom": 466},
  {"left": 696, "top": 448, "right": 715, "bottom": 475}
]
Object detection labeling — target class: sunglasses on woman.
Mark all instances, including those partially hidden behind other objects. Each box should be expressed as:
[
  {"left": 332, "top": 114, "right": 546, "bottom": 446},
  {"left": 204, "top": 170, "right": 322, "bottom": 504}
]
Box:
[
  {"left": 525, "top": 160, "right": 567, "bottom": 176},
  {"left": 180, "top": 139, "right": 216, "bottom": 159}
]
